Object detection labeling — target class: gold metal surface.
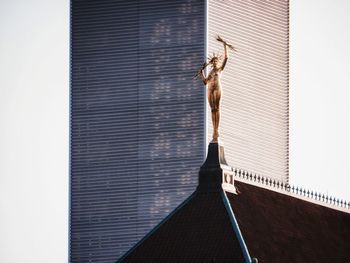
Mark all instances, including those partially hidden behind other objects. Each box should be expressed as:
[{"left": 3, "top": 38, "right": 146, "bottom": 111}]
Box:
[{"left": 196, "top": 35, "right": 236, "bottom": 142}]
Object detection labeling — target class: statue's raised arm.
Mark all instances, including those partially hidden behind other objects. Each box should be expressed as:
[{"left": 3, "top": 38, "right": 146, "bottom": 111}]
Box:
[
  {"left": 216, "top": 35, "right": 236, "bottom": 71},
  {"left": 195, "top": 35, "right": 236, "bottom": 142}
]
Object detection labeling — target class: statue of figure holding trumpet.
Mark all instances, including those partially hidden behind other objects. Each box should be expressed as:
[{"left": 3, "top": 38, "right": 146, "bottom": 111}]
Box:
[{"left": 195, "top": 36, "right": 236, "bottom": 143}]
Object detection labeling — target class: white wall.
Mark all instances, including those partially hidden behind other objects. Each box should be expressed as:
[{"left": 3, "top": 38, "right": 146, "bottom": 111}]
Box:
[{"left": 0, "top": 1, "right": 69, "bottom": 262}]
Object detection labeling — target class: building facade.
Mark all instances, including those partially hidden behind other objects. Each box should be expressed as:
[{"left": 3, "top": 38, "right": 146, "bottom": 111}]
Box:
[
  {"left": 208, "top": 0, "right": 289, "bottom": 182},
  {"left": 70, "top": 0, "right": 289, "bottom": 262},
  {"left": 70, "top": 1, "right": 206, "bottom": 262}
]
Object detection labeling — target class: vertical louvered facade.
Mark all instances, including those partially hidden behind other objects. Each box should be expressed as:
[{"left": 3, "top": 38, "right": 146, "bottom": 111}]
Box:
[
  {"left": 208, "top": 0, "right": 289, "bottom": 182},
  {"left": 70, "top": 1, "right": 289, "bottom": 262},
  {"left": 70, "top": 1, "right": 205, "bottom": 262}
]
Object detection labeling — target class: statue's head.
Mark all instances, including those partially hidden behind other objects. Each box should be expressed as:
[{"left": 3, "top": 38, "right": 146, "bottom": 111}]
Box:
[{"left": 208, "top": 53, "right": 222, "bottom": 70}]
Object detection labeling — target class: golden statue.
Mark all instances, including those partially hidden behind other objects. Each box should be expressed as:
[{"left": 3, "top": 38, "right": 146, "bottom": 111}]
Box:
[{"left": 196, "top": 36, "right": 236, "bottom": 143}]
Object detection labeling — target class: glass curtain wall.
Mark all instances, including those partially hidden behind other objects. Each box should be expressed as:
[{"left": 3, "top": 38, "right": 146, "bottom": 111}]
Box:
[{"left": 70, "top": 1, "right": 205, "bottom": 262}]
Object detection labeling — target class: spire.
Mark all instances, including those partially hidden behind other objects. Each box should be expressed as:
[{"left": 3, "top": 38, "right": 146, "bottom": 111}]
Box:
[
  {"left": 198, "top": 141, "right": 237, "bottom": 194},
  {"left": 117, "top": 140, "right": 258, "bottom": 263}
]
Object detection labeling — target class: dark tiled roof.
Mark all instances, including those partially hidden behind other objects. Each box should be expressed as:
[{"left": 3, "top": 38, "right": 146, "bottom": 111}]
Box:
[
  {"left": 118, "top": 180, "right": 350, "bottom": 263},
  {"left": 117, "top": 142, "right": 350, "bottom": 262},
  {"left": 229, "top": 181, "right": 350, "bottom": 263},
  {"left": 118, "top": 191, "right": 246, "bottom": 263}
]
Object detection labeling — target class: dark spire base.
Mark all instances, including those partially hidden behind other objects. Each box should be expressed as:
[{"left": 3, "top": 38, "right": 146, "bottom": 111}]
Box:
[{"left": 197, "top": 142, "right": 236, "bottom": 194}]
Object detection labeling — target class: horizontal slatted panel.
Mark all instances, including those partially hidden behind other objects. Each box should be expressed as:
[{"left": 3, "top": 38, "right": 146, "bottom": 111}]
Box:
[
  {"left": 208, "top": 0, "right": 289, "bottom": 182},
  {"left": 70, "top": 0, "right": 205, "bottom": 262}
]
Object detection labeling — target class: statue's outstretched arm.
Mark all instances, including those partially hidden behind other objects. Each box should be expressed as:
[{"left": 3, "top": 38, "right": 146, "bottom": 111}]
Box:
[
  {"left": 216, "top": 35, "right": 236, "bottom": 71},
  {"left": 199, "top": 62, "right": 208, "bottom": 85},
  {"left": 221, "top": 44, "right": 228, "bottom": 71}
]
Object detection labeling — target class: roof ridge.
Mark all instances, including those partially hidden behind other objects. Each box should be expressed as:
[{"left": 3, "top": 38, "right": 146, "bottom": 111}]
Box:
[
  {"left": 220, "top": 190, "right": 258, "bottom": 263},
  {"left": 233, "top": 168, "right": 350, "bottom": 214}
]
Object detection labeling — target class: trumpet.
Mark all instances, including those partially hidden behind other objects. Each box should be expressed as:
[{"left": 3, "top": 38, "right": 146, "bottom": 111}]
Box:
[{"left": 216, "top": 35, "right": 236, "bottom": 51}]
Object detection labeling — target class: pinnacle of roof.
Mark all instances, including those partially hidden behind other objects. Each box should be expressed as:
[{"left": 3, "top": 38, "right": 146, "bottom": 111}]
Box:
[
  {"left": 117, "top": 190, "right": 254, "bottom": 263},
  {"left": 117, "top": 142, "right": 256, "bottom": 263},
  {"left": 116, "top": 141, "right": 350, "bottom": 263},
  {"left": 197, "top": 142, "right": 237, "bottom": 194}
]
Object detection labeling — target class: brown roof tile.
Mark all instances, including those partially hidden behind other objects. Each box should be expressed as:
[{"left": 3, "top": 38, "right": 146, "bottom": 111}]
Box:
[
  {"left": 117, "top": 142, "right": 350, "bottom": 262},
  {"left": 118, "top": 191, "right": 247, "bottom": 263},
  {"left": 229, "top": 181, "right": 350, "bottom": 263}
]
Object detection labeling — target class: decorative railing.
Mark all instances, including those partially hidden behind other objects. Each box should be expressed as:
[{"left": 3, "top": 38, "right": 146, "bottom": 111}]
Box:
[{"left": 233, "top": 168, "right": 350, "bottom": 210}]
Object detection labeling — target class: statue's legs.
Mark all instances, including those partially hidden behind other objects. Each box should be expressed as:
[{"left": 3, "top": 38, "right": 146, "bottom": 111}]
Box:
[
  {"left": 211, "top": 109, "right": 220, "bottom": 141},
  {"left": 208, "top": 88, "right": 221, "bottom": 142}
]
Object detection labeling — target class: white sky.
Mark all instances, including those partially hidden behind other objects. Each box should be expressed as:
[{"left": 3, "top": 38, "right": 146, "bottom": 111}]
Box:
[
  {"left": 0, "top": 1, "right": 69, "bottom": 262},
  {"left": 0, "top": 0, "right": 349, "bottom": 262},
  {"left": 290, "top": 0, "right": 350, "bottom": 201}
]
